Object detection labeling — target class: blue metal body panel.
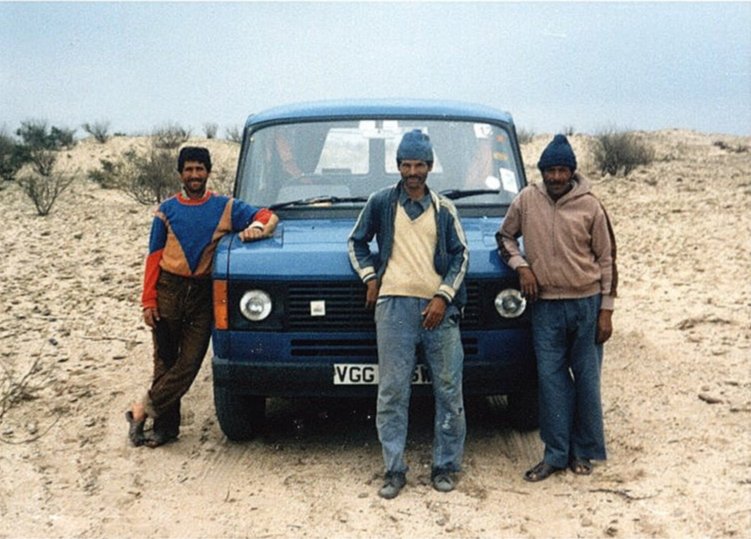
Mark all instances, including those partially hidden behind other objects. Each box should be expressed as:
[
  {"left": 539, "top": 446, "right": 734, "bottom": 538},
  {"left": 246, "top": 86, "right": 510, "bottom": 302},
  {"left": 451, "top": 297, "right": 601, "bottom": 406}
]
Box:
[{"left": 213, "top": 99, "right": 535, "bottom": 401}]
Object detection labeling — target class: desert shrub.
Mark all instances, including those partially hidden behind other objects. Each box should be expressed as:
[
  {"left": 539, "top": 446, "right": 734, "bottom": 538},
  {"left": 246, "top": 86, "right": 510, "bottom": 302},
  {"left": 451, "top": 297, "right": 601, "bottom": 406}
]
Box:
[
  {"left": 562, "top": 125, "right": 576, "bottom": 136},
  {"left": 152, "top": 122, "right": 191, "bottom": 149},
  {"left": 1, "top": 357, "right": 44, "bottom": 421},
  {"left": 87, "top": 158, "right": 124, "bottom": 188},
  {"left": 225, "top": 125, "right": 243, "bottom": 143},
  {"left": 16, "top": 120, "right": 76, "bottom": 151},
  {"left": 17, "top": 151, "right": 77, "bottom": 216},
  {"left": 116, "top": 147, "right": 180, "bottom": 204},
  {"left": 592, "top": 129, "right": 655, "bottom": 176},
  {"left": 50, "top": 126, "right": 76, "bottom": 149},
  {"left": 713, "top": 140, "right": 748, "bottom": 153},
  {"left": 203, "top": 122, "right": 219, "bottom": 139},
  {"left": 0, "top": 130, "right": 26, "bottom": 183},
  {"left": 82, "top": 121, "right": 111, "bottom": 143},
  {"left": 516, "top": 127, "right": 535, "bottom": 145}
]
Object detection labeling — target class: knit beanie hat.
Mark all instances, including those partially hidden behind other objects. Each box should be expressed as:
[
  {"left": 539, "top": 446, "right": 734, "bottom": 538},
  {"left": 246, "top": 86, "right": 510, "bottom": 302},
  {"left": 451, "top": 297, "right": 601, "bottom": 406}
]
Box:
[
  {"left": 396, "top": 129, "right": 434, "bottom": 164},
  {"left": 178, "top": 146, "right": 213, "bottom": 173},
  {"left": 537, "top": 134, "right": 577, "bottom": 172}
]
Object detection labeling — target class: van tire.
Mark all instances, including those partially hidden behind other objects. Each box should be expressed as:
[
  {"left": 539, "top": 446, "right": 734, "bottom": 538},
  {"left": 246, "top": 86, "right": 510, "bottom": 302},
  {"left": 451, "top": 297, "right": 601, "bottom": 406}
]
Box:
[{"left": 213, "top": 386, "right": 266, "bottom": 441}]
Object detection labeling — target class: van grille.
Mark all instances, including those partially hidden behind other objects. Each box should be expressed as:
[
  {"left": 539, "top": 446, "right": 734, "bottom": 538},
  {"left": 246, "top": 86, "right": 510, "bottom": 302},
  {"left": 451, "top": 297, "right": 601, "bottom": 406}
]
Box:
[{"left": 286, "top": 281, "right": 483, "bottom": 331}]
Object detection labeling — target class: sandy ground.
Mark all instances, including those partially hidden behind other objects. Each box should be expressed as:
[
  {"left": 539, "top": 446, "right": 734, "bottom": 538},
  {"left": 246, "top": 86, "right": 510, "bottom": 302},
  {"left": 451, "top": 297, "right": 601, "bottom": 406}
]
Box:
[{"left": 0, "top": 131, "right": 749, "bottom": 539}]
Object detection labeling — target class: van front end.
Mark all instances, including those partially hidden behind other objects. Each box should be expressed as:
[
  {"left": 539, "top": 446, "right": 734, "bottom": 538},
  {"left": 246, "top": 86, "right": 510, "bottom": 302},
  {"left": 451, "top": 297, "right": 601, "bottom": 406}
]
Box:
[{"left": 211, "top": 217, "right": 536, "bottom": 440}]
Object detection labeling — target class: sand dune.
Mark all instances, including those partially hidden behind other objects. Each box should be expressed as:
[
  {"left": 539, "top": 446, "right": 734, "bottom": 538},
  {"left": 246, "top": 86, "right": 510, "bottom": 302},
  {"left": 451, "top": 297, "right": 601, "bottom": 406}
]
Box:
[{"left": 0, "top": 130, "right": 749, "bottom": 538}]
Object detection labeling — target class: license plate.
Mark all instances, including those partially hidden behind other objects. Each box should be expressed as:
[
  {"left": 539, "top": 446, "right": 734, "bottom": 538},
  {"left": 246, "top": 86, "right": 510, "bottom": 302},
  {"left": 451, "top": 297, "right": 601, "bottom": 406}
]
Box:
[{"left": 333, "top": 363, "right": 432, "bottom": 385}]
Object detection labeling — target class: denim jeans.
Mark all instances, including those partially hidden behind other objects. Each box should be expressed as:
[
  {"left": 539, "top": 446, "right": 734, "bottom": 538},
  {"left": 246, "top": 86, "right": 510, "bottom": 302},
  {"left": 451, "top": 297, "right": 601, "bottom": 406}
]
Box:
[
  {"left": 531, "top": 295, "right": 606, "bottom": 468},
  {"left": 374, "top": 296, "right": 466, "bottom": 474}
]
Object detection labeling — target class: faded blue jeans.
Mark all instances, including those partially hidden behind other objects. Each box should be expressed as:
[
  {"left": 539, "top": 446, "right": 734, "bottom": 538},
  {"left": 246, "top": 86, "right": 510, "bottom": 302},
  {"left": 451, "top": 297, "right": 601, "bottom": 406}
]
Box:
[
  {"left": 374, "top": 296, "right": 466, "bottom": 475},
  {"left": 531, "top": 295, "right": 607, "bottom": 469}
]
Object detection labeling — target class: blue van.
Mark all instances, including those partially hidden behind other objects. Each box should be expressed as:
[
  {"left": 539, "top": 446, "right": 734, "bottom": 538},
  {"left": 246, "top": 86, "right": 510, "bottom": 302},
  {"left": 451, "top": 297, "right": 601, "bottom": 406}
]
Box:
[{"left": 211, "top": 99, "right": 536, "bottom": 440}]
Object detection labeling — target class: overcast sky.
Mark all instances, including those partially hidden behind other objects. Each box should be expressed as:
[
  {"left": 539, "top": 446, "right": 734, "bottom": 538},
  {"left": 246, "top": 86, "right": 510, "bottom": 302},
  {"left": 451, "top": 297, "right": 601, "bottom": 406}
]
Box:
[{"left": 2, "top": 2, "right": 750, "bottom": 137}]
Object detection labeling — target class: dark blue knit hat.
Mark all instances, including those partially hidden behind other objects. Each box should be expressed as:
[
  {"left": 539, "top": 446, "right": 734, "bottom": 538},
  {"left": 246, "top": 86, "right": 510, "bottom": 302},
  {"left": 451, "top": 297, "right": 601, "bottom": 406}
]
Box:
[
  {"left": 396, "top": 129, "right": 434, "bottom": 164},
  {"left": 537, "top": 134, "right": 577, "bottom": 172}
]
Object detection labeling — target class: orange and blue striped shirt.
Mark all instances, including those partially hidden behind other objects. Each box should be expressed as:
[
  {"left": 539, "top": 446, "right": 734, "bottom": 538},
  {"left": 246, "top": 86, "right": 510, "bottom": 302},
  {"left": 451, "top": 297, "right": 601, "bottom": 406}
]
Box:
[{"left": 142, "top": 191, "right": 273, "bottom": 309}]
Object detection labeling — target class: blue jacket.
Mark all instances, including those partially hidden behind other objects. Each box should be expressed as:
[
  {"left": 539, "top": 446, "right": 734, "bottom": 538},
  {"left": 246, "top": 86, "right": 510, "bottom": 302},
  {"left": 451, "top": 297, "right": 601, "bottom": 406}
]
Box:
[{"left": 348, "top": 181, "right": 469, "bottom": 308}]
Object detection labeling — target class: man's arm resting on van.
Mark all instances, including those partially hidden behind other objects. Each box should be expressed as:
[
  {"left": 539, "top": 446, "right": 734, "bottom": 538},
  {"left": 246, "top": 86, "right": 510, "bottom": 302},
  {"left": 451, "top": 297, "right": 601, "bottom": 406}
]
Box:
[{"left": 239, "top": 213, "right": 279, "bottom": 242}]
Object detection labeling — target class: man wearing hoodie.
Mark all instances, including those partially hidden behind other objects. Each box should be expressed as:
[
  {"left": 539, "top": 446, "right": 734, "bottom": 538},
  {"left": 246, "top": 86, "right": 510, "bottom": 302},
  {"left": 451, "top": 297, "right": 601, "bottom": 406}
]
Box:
[{"left": 496, "top": 134, "right": 617, "bottom": 481}]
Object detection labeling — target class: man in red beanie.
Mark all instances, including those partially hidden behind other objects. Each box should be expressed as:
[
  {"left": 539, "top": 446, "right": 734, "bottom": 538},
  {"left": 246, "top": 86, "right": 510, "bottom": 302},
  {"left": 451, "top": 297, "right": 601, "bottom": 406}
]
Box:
[{"left": 496, "top": 134, "right": 618, "bottom": 481}]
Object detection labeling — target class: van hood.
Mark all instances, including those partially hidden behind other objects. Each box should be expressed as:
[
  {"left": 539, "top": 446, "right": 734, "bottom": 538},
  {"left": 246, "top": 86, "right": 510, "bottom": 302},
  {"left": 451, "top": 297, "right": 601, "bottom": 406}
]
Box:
[{"left": 213, "top": 217, "right": 515, "bottom": 280}]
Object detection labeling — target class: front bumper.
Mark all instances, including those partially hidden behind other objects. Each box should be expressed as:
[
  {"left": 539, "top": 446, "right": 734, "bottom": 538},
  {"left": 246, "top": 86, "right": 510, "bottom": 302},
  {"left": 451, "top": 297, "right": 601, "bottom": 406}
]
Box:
[{"left": 212, "top": 328, "right": 536, "bottom": 398}]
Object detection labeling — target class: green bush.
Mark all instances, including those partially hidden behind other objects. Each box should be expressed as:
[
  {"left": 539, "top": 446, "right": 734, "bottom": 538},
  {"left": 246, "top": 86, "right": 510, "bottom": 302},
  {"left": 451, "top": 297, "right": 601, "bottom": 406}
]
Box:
[
  {"left": 516, "top": 127, "right": 535, "bottom": 145},
  {"left": 152, "top": 122, "right": 191, "bottom": 149},
  {"left": 82, "top": 121, "right": 111, "bottom": 143},
  {"left": 17, "top": 150, "right": 77, "bottom": 216},
  {"left": 593, "top": 129, "right": 655, "bottom": 176},
  {"left": 203, "top": 122, "right": 219, "bottom": 139},
  {"left": 16, "top": 120, "right": 76, "bottom": 151},
  {"left": 117, "top": 147, "right": 180, "bottom": 204},
  {"left": 87, "top": 158, "right": 123, "bottom": 188},
  {"left": 0, "top": 130, "right": 26, "bottom": 183},
  {"left": 225, "top": 125, "right": 243, "bottom": 143}
]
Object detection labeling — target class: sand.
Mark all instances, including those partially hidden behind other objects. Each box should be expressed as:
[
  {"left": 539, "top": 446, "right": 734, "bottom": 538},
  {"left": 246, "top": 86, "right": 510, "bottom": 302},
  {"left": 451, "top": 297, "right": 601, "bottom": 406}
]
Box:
[{"left": 0, "top": 130, "right": 749, "bottom": 538}]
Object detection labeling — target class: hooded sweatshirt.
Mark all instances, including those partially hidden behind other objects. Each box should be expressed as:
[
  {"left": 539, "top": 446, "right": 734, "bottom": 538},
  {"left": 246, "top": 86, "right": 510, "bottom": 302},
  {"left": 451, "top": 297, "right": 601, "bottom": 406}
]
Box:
[{"left": 496, "top": 173, "right": 617, "bottom": 310}]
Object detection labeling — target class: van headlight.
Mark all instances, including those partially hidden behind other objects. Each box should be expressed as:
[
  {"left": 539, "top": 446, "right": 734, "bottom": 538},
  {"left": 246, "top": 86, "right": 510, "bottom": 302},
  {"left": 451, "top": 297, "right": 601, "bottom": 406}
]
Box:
[
  {"left": 239, "top": 290, "right": 272, "bottom": 321},
  {"left": 494, "top": 289, "right": 526, "bottom": 318}
]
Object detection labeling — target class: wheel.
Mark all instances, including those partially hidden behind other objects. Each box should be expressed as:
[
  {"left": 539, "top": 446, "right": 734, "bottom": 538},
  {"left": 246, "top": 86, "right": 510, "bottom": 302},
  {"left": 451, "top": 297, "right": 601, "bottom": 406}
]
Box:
[
  {"left": 506, "top": 388, "right": 539, "bottom": 431},
  {"left": 213, "top": 385, "right": 266, "bottom": 441}
]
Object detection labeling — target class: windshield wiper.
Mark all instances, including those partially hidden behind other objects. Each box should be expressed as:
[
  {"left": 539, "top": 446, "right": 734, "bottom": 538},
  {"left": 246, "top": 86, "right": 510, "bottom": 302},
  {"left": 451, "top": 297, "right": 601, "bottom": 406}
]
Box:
[
  {"left": 270, "top": 195, "right": 369, "bottom": 211},
  {"left": 439, "top": 189, "right": 500, "bottom": 200}
]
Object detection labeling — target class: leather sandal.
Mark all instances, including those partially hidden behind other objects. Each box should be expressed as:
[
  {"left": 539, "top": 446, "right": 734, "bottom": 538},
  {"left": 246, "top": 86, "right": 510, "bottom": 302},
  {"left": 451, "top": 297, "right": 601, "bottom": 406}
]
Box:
[
  {"left": 523, "top": 461, "right": 563, "bottom": 482},
  {"left": 125, "top": 411, "right": 146, "bottom": 447},
  {"left": 569, "top": 457, "right": 593, "bottom": 475},
  {"left": 144, "top": 429, "right": 179, "bottom": 448}
]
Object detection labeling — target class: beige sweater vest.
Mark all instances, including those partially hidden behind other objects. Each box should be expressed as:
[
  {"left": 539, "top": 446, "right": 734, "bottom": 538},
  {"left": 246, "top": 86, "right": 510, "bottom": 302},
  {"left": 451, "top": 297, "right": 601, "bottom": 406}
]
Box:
[{"left": 380, "top": 203, "right": 442, "bottom": 300}]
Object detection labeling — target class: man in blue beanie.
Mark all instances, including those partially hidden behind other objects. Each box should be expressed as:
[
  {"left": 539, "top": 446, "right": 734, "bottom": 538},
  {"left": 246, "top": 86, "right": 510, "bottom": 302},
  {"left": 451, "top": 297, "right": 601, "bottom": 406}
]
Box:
[
  {"left": 349, "top": 129, "right": 469, "bottom": 498},
  {"left": 496, "top": 134, "right": 618, "bottom": 481}
]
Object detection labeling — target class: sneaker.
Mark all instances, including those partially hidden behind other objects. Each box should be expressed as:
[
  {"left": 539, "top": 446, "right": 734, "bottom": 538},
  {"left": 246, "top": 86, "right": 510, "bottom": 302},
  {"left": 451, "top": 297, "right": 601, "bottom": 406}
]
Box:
[
  {"left": 431, "top": 467, "right": 455, "bottom": 493},
  {"left": 378, "top": 471, "right": 406, "bottom": 499}
]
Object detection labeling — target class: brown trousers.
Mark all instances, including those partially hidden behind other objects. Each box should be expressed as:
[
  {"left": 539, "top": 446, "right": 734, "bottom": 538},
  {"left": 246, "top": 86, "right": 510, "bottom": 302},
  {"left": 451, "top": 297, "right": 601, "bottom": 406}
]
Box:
[{"left": 145, "top": 271, "right": 213, "bottom": 434}]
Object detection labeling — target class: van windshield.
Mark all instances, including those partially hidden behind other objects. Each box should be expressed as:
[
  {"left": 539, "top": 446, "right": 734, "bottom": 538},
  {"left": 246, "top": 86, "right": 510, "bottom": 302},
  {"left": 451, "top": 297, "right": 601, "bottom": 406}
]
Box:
[{"left": 236, "top": 119, "right": 522, "bottom": 211}]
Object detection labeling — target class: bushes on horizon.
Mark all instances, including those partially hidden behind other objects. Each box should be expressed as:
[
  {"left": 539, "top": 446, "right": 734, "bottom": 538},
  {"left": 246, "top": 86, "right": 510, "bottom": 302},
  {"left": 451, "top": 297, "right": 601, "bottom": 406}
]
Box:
[
  {"left": 152, "top": 122, "right": 191, "bottom": 149},
  {"left": 117, "top": 147, "right": 180, "bottom": 204},
  {"left": 16, "top": 120, "right": 76, "bottom": 151},
  {"left": 203, "top": 122, "right": 219, "bottom": 139},
  {"left": 82, "top": 121, "right": 111, "bottom": 143},
  {"left": 225, "top": 125, "right": 242, "bottom": 143},
  {"left": 516, "top": 127, "right": 535, "bottom": 145},
  {"left": 0, "top": 130, "right": 26, "bottom": 184},
  {"left": 592, "top": 129, "right": 655, "bottom": 176},
  {"left": 87, "top": 143, "right": 179, "bottom": 204}
]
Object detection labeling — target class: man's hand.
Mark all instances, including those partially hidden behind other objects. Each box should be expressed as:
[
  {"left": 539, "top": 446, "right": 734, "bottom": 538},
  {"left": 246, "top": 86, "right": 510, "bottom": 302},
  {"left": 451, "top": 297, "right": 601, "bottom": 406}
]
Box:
[
  {"left": 596, "top": 309, "right": 613, "bottom": 344},
  {"left": 422, "top": 296, "right": 447, "bottom": 330},
  {"left": 239, "top": 214, "right": 279, "bottom": 242},
  {"left": 518, "top": 266, "right": 539, "bottom": 301},
  {"left": 365, "top": 279, "right": 379, "bottom": 309},
  {"left": 143, "top": 307, "right": 160, "bottom": 328},
  {"left": 239, "top": 225, "right": 267, "bottom": 242}
]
